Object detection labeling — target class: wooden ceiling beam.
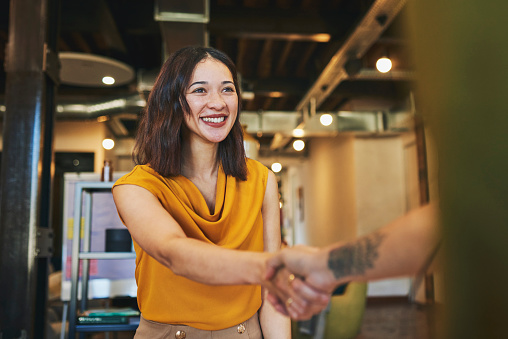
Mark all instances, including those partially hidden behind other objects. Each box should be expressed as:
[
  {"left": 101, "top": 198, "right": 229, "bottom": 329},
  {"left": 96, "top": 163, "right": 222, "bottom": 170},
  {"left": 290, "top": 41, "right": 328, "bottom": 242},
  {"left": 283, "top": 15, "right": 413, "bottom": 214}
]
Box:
[
  {"left": 60, "top": 0, "right": 127, "bottom": 53},
  {"left": 301, "top": 0, "right": 319, "bottom": 11},
  {"left": 262, "top": 97, "right": 274, "bottom": 111},
  {"left": 70, "top": 32, "right": 92, "bottom": 54},
  {"left": 236, "top": 38, "right": 248, "bottom": 74},
  {"left": 243, "top": 77, "right": 309, "bottom": 95},
  {"left": 275, "top": 40, "right": 294, "bottom": 77},
  {"left": 92, "top": 32, "right": 109, "bottom": 52},
  {"left": 296, "top": 42, "right": 317, "bottom": 77},
  {"left": 274, "top": 96, "right": 290, "bottom": 111},
  {"left": 218, "top": 32, "right": 330, "bottom": 42},
  {"left": 57, "top": 37, "right": 71, "bottom": 52},
  {"left": 275, "top": 0, "right": 292, "bottom": 9},
  {"left": 209, "top": 10, "right": 334, "bottom": 37},
  {"left": 257, "top": 39, "right": 274, "bottom": 78},
  {"left": 244, "top": 0, "right": 270, "bottom": 8}
]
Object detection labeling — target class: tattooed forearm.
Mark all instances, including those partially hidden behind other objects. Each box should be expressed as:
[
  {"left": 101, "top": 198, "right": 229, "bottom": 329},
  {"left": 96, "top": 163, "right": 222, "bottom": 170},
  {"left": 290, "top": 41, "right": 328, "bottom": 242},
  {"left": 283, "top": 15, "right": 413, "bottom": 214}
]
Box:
[{"left": 327, "top": 232, "right": 385, "bottom": 280}]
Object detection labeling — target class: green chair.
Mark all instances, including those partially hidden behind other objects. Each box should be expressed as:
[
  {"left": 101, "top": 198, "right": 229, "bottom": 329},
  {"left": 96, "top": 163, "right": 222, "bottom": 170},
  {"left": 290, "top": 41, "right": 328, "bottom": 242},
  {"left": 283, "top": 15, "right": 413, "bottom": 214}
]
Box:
[
  {"left": 323, "top": 282, "right": 367, "bottom": 339},
  {"left": 292, "top": 282, "right": 368, "bottom": 339}
]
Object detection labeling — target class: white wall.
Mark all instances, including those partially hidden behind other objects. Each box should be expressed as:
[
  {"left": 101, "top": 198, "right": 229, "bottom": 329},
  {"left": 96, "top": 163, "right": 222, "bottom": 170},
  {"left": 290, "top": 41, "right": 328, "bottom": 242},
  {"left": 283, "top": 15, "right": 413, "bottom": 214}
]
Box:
[
  {"left": 303, "top": 135, "right": 358, "bottom": 247},
  {"left": 354, "top": 136, "right": 407, "bottom": 237},
  {"left": 354, "top": 136, "right": 414, "bottom": 296}
]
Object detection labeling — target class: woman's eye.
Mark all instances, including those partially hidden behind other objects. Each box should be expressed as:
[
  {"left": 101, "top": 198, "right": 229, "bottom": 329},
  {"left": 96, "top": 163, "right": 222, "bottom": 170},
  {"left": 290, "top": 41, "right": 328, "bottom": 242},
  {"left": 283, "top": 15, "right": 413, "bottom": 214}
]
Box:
[
  {"left": 192, "top": 87, "right": 205, "bottom": 93},
  {"left": 223, "top": 86, "right": 235, "bottom": 93}
]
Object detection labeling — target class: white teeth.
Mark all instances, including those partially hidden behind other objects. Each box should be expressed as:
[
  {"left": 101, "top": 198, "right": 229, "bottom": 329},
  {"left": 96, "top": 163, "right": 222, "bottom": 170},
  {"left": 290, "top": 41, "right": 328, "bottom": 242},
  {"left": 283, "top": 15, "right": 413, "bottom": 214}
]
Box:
[{"left": 202, "top": 117, "right": 225, "bottom": 123}]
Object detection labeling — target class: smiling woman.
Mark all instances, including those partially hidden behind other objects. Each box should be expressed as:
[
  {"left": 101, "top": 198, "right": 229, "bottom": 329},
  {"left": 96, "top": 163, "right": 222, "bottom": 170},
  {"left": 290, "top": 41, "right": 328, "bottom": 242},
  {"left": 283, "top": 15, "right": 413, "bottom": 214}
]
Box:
[
  {"left": 111, "top": 46, "right": 292, "bottom": 339},
  {"left": 132, "top": 47, "right": 246, "bottom": 180}
]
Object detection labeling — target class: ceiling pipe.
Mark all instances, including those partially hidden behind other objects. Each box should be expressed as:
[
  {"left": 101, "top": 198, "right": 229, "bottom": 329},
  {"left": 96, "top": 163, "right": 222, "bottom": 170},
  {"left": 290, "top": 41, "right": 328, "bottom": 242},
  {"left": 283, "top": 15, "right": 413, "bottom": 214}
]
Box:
[
  {"left": 0, "top": 95, "right": 413, "bottom": 138},
  {"left": 154, "top": 0, "right": 209, "bottom": 60}
]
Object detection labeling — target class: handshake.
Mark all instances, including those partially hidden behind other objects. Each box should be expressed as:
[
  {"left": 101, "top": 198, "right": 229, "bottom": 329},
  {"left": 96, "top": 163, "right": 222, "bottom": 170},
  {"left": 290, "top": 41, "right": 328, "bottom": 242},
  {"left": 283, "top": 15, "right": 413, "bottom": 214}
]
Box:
[
  {"left": 261, "top": 203, "right": 439, "bottom": 320},
  {"left": 262, "top": 245, "right": 341, "bottom": 320}
]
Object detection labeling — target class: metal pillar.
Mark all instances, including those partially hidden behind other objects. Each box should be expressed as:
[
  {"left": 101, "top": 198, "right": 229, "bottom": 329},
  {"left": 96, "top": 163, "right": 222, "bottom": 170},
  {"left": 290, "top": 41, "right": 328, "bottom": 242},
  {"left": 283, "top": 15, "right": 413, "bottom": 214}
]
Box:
[{"left": 0, "top": 0, "right": 60, "bottom": 338}]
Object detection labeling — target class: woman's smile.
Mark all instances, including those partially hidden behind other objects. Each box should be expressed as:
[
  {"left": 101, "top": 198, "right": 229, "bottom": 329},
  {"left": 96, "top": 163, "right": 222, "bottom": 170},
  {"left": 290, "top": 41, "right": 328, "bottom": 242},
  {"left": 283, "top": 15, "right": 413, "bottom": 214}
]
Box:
[{"left": 201, "top": 115, "right": 227, "bottom": 125}]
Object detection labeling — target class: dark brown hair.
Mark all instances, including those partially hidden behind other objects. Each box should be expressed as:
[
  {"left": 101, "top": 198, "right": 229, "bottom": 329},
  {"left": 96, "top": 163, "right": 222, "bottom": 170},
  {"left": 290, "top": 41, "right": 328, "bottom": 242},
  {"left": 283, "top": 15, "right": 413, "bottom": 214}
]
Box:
[{"left": 133, "top": 46, "right": 247, "bottom": 180}]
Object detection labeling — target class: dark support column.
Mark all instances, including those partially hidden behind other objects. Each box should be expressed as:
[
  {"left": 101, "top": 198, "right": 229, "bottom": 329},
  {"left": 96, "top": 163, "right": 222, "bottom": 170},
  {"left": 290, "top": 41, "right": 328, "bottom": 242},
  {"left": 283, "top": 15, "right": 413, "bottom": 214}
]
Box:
[{"left": 0, "top": 0, "right": 59, "bottom": 338}]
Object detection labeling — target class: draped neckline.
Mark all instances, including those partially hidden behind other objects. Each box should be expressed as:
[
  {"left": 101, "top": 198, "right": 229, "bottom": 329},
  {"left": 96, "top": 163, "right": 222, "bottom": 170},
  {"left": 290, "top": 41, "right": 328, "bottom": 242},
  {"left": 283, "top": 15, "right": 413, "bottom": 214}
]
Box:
[{"left": 170, "top": 164, "right": 226, "bottom": 217}]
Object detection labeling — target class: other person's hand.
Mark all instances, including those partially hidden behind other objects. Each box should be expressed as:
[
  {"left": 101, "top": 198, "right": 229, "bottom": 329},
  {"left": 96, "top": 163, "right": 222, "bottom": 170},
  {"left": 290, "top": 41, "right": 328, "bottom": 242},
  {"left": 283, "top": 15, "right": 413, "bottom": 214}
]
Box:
[{"left": 264, "top": 246, "right": 337, "bottom": 319}]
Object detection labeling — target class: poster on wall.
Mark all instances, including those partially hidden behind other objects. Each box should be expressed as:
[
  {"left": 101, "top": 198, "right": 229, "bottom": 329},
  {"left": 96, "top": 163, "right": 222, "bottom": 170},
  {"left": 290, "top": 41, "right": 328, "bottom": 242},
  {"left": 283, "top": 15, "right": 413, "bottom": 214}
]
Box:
[{"left": 61, "top": 172, "right": 137, "bottom": 301}]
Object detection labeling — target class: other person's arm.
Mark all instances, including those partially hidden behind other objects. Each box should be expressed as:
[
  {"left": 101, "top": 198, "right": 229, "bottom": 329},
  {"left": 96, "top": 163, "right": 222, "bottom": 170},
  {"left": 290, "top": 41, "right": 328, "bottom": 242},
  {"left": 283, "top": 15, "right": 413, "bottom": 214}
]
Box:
[{"left": 266, "top": 203, "right": 440, "bottom": 319}]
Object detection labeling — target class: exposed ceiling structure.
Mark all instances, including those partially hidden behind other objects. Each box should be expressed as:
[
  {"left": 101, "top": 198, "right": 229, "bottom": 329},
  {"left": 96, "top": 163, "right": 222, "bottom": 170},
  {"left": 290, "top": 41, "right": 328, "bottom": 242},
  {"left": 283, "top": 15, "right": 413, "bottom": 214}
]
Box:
[{"left": 0, "top": 0, "right": 415, "bottom": 156}]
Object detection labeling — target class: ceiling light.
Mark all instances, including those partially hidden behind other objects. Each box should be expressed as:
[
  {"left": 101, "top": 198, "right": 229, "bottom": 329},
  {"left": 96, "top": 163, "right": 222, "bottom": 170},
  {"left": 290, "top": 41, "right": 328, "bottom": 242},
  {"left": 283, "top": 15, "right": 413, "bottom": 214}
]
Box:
[
  {"left": 271, "top": 162, "right": 282, "bottom": 173},
  {"left": 59, "top": 52, "right": 135, "bottom": 87},
  {"left": 242, "top": 91, "right": 255, "bottom": 100},
  {"left": 320, "top": 114, "right": 333, "bottom": 126},
  {"left": 312, "top": 33, "right": 331, "bottom": 42},
  {"left": 102, "top": 76, "right": 115, "bottom": 85},
  {"left": 268, "top": 91, "right": 284, "bottom": 98},
  {"left": 376, "top": 57, "right": 392, "bottom": 73},
  {"left": 102, "top": 138, "right": 115, "bottom": 150},
  {"left": 293, "top": 128, "right": 305, "bottom": 137},
  {"left": 293, "top": 140, "right": 305, "bottom": 151},
  {"left": 97, "top": 115, "right": 109, "bottom": 123}
]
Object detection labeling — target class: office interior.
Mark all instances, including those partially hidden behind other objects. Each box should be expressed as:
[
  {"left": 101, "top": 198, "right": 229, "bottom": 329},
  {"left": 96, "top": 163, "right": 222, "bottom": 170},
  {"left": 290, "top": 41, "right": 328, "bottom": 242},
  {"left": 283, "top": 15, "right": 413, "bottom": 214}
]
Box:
[{"left": 1, "top": 0, "right": 508, "bottom": 338}]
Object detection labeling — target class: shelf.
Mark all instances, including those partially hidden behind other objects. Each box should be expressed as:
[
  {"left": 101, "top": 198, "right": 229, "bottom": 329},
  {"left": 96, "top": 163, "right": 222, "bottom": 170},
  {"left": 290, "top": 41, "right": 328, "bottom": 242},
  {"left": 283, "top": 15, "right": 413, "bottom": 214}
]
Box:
[
  {"left": 68, "top": 181, "right": 139, "bottom": 338},
  {"left": 79, "top": 252, "right": 136, "bottom": 260},
  {"left": 76, "top": 318, "right": 140, "bottom": 332}
]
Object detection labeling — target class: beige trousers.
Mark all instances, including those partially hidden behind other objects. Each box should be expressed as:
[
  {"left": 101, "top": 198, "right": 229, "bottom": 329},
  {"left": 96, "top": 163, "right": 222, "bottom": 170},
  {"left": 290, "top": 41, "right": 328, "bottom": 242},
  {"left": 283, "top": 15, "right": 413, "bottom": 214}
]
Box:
[{"left": 134, "top": 312, "right": 262, "bottom": 339}]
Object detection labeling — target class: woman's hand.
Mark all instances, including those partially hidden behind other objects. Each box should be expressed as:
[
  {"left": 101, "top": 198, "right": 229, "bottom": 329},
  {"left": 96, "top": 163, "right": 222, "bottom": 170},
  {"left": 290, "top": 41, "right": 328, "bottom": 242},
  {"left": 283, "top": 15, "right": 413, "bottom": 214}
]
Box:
[{"left": 263, "top": 246, "right": 337, "bottom": 320}]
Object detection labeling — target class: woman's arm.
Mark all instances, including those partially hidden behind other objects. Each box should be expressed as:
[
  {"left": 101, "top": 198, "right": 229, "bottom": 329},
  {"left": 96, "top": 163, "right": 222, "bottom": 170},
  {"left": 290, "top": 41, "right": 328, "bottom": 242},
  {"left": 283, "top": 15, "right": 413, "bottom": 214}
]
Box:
[
  {"left": 112, "top": 184, "right": 269, "bottom": 285},
  {"left": 257, "top": 171, "right": 291, "bottom": 339}
]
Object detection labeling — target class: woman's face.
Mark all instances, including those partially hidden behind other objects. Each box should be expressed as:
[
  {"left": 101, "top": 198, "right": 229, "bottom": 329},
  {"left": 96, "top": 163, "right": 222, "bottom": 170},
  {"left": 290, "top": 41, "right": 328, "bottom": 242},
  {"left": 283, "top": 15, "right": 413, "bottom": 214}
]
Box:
[{"left": 183, "top": 58, "right": 238, "bottom": 144}]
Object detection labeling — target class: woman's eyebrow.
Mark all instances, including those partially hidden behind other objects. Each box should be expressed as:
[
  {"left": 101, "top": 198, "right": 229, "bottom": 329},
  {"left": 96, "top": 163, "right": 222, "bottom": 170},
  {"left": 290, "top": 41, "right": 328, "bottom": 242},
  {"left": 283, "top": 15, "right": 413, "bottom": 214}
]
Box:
[
  {"left": 189, "top": 81, "right": 207, "bottom": 87},
  {"left": 188, "top": 80, "right": 234, "bottom": 88}
]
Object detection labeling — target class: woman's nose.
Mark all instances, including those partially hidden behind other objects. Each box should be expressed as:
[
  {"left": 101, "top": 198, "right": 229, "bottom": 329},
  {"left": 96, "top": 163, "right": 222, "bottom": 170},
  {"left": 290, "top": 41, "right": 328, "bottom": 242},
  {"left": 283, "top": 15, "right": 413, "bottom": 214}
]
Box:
[{"left": 207, "top": 91, "right": 226, "bottom": 109}]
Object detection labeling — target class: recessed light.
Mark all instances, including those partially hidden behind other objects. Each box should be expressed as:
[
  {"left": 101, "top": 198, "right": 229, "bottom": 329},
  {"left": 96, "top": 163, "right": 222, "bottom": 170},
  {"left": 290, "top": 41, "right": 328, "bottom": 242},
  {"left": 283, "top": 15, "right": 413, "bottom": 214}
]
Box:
[
  {"left": 376, "top": 57, "right": 392, "bottom": 73},
  {"left": 320, "top": 114, "right": 333, "bottom": 126},
  {"left": 102, "top": 138, "right": 115, "bottom": 150},
  {"left": 293, "top": 128, "right": 305, "bottom": 137},
  {"left": 293, "top": 140, "right": 305, "bottom": 151},
  {"left": 271, "top": 162, "right": 282, "bottom": 173},
  {"left": 102, "top": 76, "right": 115, "bottom": 85}
]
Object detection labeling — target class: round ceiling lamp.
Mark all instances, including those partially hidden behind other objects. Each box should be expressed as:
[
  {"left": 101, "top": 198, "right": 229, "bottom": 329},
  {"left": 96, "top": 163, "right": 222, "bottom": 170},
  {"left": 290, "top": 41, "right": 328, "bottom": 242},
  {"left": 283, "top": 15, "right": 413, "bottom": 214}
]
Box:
[
  {"left": 376, "top": 57, "right": 392, "bottom": 73},
  {"left": 320, "top": 114, "right": 333, "bottom": 126},
  {"left": 59, "top": 52, "right": 135, "bottom": 87}
]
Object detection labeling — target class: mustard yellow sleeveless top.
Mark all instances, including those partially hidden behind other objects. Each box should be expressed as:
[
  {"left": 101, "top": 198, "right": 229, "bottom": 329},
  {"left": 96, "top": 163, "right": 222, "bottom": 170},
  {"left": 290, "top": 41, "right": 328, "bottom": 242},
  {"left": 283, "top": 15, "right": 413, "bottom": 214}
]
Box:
[{"left": 113, "top": 158, "right": 267, "bottom": 330}]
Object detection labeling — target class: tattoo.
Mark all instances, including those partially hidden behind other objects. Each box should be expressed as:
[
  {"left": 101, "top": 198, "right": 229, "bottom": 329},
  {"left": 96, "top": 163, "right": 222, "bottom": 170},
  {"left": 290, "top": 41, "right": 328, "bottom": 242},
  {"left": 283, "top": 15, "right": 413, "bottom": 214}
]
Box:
[{"left": 328, "top": 232, "right": 385, "bottom": 279}]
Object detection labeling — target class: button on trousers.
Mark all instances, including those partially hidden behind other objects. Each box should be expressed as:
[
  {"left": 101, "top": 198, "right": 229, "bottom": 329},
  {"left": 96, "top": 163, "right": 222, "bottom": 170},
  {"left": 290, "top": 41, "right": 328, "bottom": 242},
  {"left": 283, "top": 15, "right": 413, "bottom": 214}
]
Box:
[{"left": 134, "top": 312, "right": 262, "bottom": 339}]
